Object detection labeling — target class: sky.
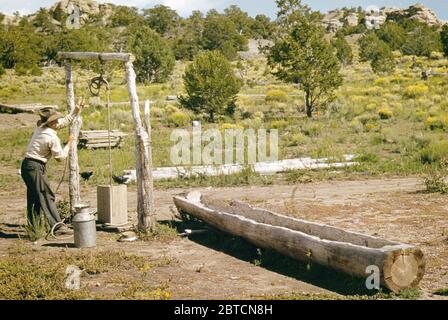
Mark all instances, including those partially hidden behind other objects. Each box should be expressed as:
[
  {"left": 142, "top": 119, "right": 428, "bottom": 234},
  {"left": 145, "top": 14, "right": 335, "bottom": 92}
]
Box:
[{"left": 0, "top": 0, "right": 447, "bottom": 20}]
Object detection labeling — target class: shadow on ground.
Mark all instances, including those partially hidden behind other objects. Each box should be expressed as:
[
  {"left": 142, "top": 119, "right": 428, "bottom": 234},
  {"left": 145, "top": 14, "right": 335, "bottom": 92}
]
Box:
[
  {"left": 160, "top": 219, "right": 385, "bottom": 297},
  {"left": 42, "top": 242, "right": 75, "bottom": 248},
  {"left": 0, "top": 224, "right": 24, "bottom": 239}
]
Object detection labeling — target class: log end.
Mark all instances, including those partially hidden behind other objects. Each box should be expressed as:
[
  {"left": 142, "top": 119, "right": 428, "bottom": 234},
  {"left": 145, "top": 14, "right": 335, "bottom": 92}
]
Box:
[{"left": 382, "top": 247, "right": 425, "bottom": 293}]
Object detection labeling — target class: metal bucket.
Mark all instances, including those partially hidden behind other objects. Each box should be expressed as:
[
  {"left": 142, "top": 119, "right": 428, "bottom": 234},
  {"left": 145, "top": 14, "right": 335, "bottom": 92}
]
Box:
[{"left": 73, "top": 204, "right": 97, "bottom": 248}]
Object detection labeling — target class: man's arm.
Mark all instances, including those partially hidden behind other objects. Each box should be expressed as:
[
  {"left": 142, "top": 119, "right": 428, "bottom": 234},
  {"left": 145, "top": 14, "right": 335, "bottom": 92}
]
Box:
[
  {"left": 55, "top": 97, "right": 85, "bottom": 130},
  {"left": 50, "top": 135, "right": 74, "bottom": 162}
]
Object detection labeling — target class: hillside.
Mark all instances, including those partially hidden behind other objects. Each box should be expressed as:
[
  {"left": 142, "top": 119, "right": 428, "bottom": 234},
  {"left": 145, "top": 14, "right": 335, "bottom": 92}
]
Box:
[{"left": 1, "top": 0, "right": 446, "bottom": 29}]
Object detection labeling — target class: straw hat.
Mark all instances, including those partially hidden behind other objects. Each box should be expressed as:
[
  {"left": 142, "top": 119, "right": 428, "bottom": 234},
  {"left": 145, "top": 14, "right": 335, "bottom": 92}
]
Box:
[{"left": 37, "top": 107, "right": 63, "bottom": 128}]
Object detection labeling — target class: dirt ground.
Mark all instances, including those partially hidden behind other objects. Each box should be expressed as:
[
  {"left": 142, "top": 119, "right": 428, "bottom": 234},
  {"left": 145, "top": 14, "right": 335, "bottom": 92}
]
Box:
[{"left": 0, "top": 176, "right": 447, "bottom": 299}]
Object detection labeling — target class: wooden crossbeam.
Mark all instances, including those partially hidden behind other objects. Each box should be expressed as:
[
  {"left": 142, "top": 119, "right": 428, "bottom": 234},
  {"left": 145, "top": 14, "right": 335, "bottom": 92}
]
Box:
[{"left": 58, "top": 52, "right": 135, "bottom": 62}]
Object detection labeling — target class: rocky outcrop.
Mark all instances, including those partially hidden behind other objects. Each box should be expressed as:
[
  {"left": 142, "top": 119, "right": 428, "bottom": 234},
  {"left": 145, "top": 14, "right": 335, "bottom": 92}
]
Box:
[
  {"left": 322, "top": 9, "right": 344, "bottom": 32},
  {"left": 386, "top": 3, "right": 443, "bottom": 26},
  {"left": 50, "top": 0, "right": 115, "bottom": 26},
  {"left": 346, "top": 13, "right": 359, "bottom": 27},
  {"left": 1, "top": 14, "right": 19, "bottom": 25}
]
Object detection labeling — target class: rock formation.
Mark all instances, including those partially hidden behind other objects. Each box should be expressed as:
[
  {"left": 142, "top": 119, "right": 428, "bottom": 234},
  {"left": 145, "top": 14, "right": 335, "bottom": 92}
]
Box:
[
  {"left": 49, "top": 0, "right": 115, "bottom": 26},
  {"left": 386, "top": 3, "right": 443, "bottom": 26}
]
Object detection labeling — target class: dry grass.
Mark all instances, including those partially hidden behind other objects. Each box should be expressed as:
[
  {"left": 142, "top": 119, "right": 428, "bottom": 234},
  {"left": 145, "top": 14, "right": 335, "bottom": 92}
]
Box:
[{"left": 0, "top": 242, "right": 175, "bottom": 300}]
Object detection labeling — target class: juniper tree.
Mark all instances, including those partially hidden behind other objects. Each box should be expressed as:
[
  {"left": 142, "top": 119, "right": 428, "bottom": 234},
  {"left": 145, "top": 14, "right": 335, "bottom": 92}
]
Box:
[
  {"left": 267, "top": 0, "right": 342, "bottom": 118},
  {"left": 179, "top": 51, "right": 242, "bottom": 122}
]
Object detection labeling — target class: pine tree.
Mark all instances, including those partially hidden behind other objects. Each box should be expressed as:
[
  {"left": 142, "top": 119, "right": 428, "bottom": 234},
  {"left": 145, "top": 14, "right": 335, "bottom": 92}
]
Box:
[
  {"left": 126, "top": 24, "right": 175, "bottom": 83},
  {"left": 267, "top": 0, "right": 342, "bottom": 118},
  {"left": 442, "top": 24, "right": 448, "bottom": 57}
]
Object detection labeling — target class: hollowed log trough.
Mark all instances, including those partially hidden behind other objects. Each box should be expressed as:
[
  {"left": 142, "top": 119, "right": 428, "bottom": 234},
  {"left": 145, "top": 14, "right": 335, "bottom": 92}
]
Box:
[{"left": 173, "top": 192, "right": 425, "bottom": 292}]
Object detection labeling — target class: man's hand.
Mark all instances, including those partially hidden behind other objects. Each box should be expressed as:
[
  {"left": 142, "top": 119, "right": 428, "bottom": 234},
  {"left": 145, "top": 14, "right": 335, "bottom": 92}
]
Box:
[{"left": 75, "top": 96, "right": 86, "bottom": 113}]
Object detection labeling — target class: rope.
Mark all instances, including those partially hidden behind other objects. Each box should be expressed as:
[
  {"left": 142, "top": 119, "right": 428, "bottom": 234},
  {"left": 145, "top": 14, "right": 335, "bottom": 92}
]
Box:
[
  {"left": 45, "top": 220, "right": 74, "bottom": 241},
  {"left": 55, "top": 157, "right": 69, "bottom": 194},
  {"left": 87, "top": 57, "right": 113, "bottom": 186},
  {"left": 106, "top": 83, "right": 113, "bottom": 186}
]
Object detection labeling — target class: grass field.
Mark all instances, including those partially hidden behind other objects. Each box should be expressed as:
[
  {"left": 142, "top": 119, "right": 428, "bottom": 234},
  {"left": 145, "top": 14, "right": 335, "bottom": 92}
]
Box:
[{"left": 1, "top": 52, "right": 448, "bottom": 191}]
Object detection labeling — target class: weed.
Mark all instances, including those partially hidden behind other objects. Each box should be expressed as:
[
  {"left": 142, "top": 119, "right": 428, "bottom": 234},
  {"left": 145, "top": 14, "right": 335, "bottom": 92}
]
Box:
[
  {"left": 378, "top": 107, "right": 393, "bottom": 120},
  {"left": 420, "top": 141, "right": 448, "bottom": 164},
  {"left": 23, "top": 210, "right": 49, "bottom": 242},
  {"left": 424, "top": 161, "right": 448, "bottom": 194},
  {"left": 265, "top": 90, "right": 288, "bottom": 102},
  {"left": 138, "top": 222, "right": 179, "bottom": 243},
  {"left": 434, "top": 288, "right": 448, "bottom": 296},
  {"left": 56, "top": 199, "right": 71, "bottom": 222}
]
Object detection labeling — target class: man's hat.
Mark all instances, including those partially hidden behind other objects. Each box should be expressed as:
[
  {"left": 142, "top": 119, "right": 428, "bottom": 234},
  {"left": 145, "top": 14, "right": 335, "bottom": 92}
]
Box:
[{"left": 37, "top": 107, "right": 63, "bottom": 128}]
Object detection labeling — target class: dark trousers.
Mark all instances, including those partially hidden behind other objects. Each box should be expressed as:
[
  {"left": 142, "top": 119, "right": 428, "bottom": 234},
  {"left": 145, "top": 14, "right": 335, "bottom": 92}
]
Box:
[{"left": 21, "top": 158, "right": 61, "bottom": 227}]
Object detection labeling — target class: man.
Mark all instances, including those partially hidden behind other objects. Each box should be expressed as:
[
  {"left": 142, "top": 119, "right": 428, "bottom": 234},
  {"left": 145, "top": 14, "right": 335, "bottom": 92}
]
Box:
[{"left": 21, "top": 99, "right": 85, "bottom": 234}]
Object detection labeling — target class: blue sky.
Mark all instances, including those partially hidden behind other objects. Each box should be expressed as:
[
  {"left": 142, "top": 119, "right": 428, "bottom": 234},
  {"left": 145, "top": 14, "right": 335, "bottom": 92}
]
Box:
[{"left": 1, "top": 0, "right": 447, "bottom": 20}]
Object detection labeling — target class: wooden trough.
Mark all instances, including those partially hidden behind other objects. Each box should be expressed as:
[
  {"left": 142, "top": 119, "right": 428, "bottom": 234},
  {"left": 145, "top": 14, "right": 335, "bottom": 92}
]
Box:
[
  {"left": 173, "top": 192, "right": 425, "bottom": 292},
  {"left": 79, "top": 130, "right": 127, "bottom": 149}
]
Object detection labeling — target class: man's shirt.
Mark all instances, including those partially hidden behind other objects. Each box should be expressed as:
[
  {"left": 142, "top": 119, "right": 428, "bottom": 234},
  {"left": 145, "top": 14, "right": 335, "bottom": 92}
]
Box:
[{"left": 24, "top": 110, "right": 78, "bottom": 163}]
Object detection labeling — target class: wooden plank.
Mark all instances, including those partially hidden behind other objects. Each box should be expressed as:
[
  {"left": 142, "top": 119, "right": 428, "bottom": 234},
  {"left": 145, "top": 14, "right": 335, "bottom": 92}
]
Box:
[
  {"left": 79, "top": 130, "right": 127, "bottom": 149},
  {"left": 173, "top": 192, "right": 425, "bottom": 293},
  {"left": 58, "top": 52, "right": 134, "bottom": 62},
  {"left": 80, "top": 134, "right": 126, "bottom": 139},
  {"left": 80, "top": 130, "right": 127, "bottom": 137}
]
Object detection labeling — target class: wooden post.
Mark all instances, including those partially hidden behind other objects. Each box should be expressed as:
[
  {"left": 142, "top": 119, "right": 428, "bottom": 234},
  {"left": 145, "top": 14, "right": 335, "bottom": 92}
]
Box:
[
  {"left": 144, "top": 100, "right": 155, "bottom": 227},
  {"left": 125, "top": 61, "right": 156, "bottom": 232},
  {"left": 65, "top": 62, "right": 82, "bottom": 211},
  {"left": 58, "top": 52, "right": 155, "bottom": 230}
]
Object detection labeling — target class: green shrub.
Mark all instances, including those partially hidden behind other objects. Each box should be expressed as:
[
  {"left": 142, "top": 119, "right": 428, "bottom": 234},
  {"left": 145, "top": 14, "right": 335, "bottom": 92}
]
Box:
[
  {"left": 355, "top": 153, "right": 379, "bottom": 163},
  {"left": 420, "top": 141, "right": 448, "bottom": 164},
  {"left": 378, "top": 107, "right": 393, "bottom": 120},
  {"left": 30, "top": 66, "right": 43, "bottom": 76},
  {"left": 374, "top": 77, "right": 390, "bottom": 86},
  {"left": 403, "top": 84, "right": 429, "bottom": 98},
  {"left": 287, "top": 133, "right": 309, "bottom": 147},
  {"left": 442, "top": 24, "right": 448, "bottom": 57},
  {"left": 430, "top": 51, "right": 444, "bottom": 60},
  {"left": 425, "top": 167, "right": 448, "bottom": 194},
  {"left": 0, "top": 65, "right": 5, "bottom": 77},
  {"left": 302, "top": 122, "right": 321, "bottom": 137},
  {"left": 126, "top": 24, "right": 175, "bottom": 83},
  {"left": 332, "top": 35, "right": 353, "bottom": 66},
  {"left": 434, "top": 288, "right": 448, "bottom": 296},
  {"left": 265, "top": 89, "right": 288, "bottom": 102},
  {"left": 179, "top": 51, "right": 242, "bottom": 122},
  {"left": 23, "top": 210, "right": 49, "bottom": 241},
  {"left": 356, "top": 113, "right": 378, "bottom": 125},
  {"left": 168, "top": 111, "right": 190, "bottom": 127},
  {"left": 270, "top": 119, "right": 288, "bottom": 129},
  {"left": 14, "top": 65, "right": 28, "bottom": 76},
  {"left": 111, "top": 110, "right": 134, "bottom": 125},
  {"left": 425, "top": 116, "right": 447, "bottom": 131}
]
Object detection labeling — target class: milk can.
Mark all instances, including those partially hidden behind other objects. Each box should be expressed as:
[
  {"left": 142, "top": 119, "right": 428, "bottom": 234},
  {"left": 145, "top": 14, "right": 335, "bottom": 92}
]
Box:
[{"left": 73, "top": 204, "right": 97, "bottom": 248}]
